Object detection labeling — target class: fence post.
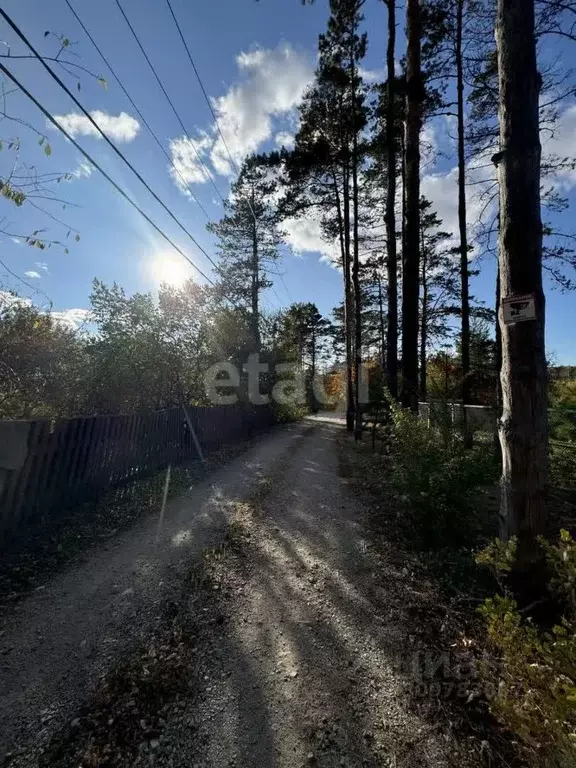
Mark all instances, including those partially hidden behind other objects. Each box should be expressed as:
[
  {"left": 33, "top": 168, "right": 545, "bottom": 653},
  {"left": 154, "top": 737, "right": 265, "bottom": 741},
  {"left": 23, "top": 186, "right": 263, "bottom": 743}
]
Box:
[{"left": 182, "top": 406, "right": 204, "bottom": 463}]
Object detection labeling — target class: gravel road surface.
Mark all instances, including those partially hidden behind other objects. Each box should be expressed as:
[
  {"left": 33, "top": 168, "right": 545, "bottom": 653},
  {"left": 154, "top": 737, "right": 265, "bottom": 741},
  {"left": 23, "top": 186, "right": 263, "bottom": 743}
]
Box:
[
  {"left": 1, "top": 420, "right": 472, "bottom": 767},
  {"left": 0, "top": 424, "right": 304, "bottom": 764}
]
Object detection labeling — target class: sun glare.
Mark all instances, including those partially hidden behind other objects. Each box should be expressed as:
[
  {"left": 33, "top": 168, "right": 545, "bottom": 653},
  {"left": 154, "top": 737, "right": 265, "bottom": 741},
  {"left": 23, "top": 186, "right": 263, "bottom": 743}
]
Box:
[{"left": 150, "top": 254, "right": 189, "bottom": 287}]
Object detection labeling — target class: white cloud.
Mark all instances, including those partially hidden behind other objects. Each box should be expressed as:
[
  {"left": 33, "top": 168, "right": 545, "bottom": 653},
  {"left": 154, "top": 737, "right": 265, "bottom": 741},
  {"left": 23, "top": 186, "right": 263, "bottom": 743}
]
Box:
[
  {"left": 35, "top": 262, "right": 49, "bottom": 272},
  {"left": 543, "top": 104, "right": 576, "bottom": 190},
  {"left": 0, "top": 291, "right": 89, "bottom": 329},
  {"left": 70, "top": 159, "right": 93, "bottom": 179},
  {"left": 421, "top": 152, "right": 498, "bottom": 251},
  {"left": 284, "top": 215, "right": 340, "bottom": 265},
  {"left": 11, "top": 237, "right": 21, "bottom": 245},
  {"left": 210, "top": 43, "right": 313, "bottom": 176},
  {"left": 50, "top": 308, "right": 92, "bottom": 330},
  {"left": 418, "top": 104, "right": 576, "bottom": 247},
  {"left": 51, "top": 111, "right": 140, "bottom": 142},
  {"left": 168, "top": 133, "right": 213, "bottom": 192},
  {"left": 24, "top": 270, "right": 41, "bottom": 279},
  {"left": 0, "top": 290, "right": 31, "bottom": 312},
  {"left": 420, "top": 124, "right": 438, "bottom": 170},
  {"left": 275, "top": 131, "right": 295, "bottom": 149},
  {"left": 358, "top": 66, "right": 384, "bottom": 83},
  {"left": 167, "top": 44, "right": 312, "bottom": 190}
]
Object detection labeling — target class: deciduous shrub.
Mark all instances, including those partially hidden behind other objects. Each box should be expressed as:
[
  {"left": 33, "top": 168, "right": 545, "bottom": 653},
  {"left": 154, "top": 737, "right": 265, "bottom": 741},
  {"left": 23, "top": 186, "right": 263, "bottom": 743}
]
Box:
[
  {"left": 387, "top": 403, "right": 498, "bottom": 548},
  {"left": 477, "top": 532, "right": 576, "bottom": 767}
]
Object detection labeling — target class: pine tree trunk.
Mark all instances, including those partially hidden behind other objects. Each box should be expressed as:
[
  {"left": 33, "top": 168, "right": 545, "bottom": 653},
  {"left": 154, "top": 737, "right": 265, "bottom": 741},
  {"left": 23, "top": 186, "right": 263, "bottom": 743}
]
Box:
[
  {"left": 496, "top": 0, "right": 548, "bottom": 544},
  {"left": 385, "top": 0, "right": 398, "bottom": 401},
  {"left": 401, "top": 0, "right": 423, "bottom": 412},
  {"left": 456, "top": 0, "right": 471, "bottom": 446},
  {"left": 332, "top": 170, "right": 354, "bottom": 430},
  {"left": 343, "top": 166, "right": 355, "bottom": 432},
  {"left": 494, "top": 268, "right": 502, "bottom": 452},
  {"left": 351, "top": 49, "right": 363, "bottom": 441},
  {"left": 377, "top": 272, "right": 386, "bottom": 376},
  {"left": 420, "top": 249, "right": 427, "bottom": 403},
  {"left": 250, "top": 190, "right": 261, "bottom": 350}
]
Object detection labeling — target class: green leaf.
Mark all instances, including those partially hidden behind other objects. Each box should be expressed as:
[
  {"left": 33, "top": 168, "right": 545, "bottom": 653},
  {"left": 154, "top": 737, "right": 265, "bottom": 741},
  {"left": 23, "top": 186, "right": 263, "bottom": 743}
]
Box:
[
  {"left": 44, "top": 143, "right": 52, "bottom": 157},
  {"left": 38, "top": 136, "right": 45, "bottom": 146},
  {"left": 98, "top": 76, "right": 107, "bottom": 90},
  {"left": 44, "top": 30, "right": 50, "bottom": 37},
  {"left": 64, "top": 247, "right": 69, "bottom": 255},
  {"left": 77, "top": 81, "right": 81, "bottom": 92},
  {"left": 62, "top": 37, "right": 70, "bottom": 48},
  {"left": 74, "top": 234, "right": 80, "bottom": 242}
]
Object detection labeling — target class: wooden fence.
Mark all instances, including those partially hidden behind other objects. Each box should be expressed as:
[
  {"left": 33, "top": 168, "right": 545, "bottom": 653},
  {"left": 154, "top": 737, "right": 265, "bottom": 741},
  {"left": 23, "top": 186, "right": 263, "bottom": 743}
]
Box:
[{"left": 0, "top": 403, "right": 276, "bottom": 541}]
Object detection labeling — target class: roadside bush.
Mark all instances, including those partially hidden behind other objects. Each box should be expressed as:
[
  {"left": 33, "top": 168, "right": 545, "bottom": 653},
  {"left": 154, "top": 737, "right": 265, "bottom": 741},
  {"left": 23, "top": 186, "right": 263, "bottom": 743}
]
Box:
[
  {"left": 551, "top": 443, "right": 576, "bottom": 493},
  {"left": 388, "top": 403, "right": 498, "bottom": 548},
  {"left": 477, "top": 532, "right": 576, "bottom": 767},
  {"left": 272, "top": 400, "right": 309, "bottom": 423}
]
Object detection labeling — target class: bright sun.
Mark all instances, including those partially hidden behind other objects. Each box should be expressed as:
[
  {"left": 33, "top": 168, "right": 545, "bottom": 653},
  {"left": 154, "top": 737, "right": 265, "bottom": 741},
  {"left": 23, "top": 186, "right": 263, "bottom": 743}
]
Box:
[{"left": 150, "top": 254, "right": 189, "bottom": 287}]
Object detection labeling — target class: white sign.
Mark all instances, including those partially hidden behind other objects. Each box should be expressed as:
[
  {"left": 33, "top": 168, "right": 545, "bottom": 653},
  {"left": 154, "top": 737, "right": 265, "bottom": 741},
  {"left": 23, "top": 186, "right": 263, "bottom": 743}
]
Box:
[{"left": 502, "top": 293, "right": 536, "bottom": 325}]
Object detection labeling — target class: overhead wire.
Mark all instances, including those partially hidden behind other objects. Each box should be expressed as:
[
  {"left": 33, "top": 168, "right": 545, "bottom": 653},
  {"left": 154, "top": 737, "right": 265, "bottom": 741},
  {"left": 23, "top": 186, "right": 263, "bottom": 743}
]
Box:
[
  {"left": 279, "top": 273, "right": 294, "bottom": 304},
  {"left": 0, "top": 9, "right": 282, "bottom": 325},
  {"left": 115, "top": 0, "right": 284, "bottom": 317},
  {"left": 63, "top": 0, "right": 211, "bottom": 220},
  {"left": 163, "top": 0, "right": 239, "bottom": 178},
  {"left": 0, "top": 61, "right": 219, "bottom": 287},
  {"left": 161, "top": 0, "right": 288, "bottom": 316},
  {"left": 162, "top": 0, "right": 262, "bottom": 229},
  {"left": 0, "top": 8, "right": 224, "bottom": 278},
  {"left": 0, "top": 69, "right": 278, "bottom": 333},
  {"left": 113, "top": 0, "right": 227, "bottom": 206}
]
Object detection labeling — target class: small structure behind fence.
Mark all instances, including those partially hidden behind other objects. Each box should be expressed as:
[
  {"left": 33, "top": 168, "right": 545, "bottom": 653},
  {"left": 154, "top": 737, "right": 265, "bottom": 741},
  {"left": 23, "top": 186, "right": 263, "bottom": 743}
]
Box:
[
  {"left": 0, "top": 403, "right": 276, "bottom": 541},
  {"left": 417, "top": 401, "right": 576, "bottom": 492}
]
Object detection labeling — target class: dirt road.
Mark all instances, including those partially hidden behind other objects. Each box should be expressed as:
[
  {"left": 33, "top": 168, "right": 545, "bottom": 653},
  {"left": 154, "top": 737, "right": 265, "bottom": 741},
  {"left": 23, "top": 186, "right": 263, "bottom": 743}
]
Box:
[
  {"left": 158, "top": 418, "right": 459, "bottom": 768},
  {"left": 0, "top": 420, "right": 466, "bottom": 767},
  {"left": 0, "top": 424, "right": 303, "bottom": 764}
]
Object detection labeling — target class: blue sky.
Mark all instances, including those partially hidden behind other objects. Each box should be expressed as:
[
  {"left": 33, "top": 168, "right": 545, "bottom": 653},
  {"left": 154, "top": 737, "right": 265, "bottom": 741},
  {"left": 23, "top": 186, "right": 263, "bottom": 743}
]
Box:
[{"left": 1, "top": 0, "right": 575, "bottom": 363}]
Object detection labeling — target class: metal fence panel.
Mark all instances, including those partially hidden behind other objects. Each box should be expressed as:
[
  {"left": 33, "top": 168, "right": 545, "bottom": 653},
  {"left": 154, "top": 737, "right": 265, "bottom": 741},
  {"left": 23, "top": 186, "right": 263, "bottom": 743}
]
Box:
[{"left": 0, "top": 404, "right": 276, "bottom": 541}]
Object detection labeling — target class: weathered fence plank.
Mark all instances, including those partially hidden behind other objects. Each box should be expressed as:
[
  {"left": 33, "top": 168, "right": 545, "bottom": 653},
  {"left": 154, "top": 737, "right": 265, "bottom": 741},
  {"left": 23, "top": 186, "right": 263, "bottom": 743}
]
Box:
[{"left": 0, "top": 403, "right": 276, "bottom": 542}]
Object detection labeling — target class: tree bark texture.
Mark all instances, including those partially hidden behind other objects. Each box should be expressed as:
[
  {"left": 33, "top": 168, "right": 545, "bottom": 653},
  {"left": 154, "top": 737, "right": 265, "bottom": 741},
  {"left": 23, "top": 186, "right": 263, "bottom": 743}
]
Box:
[
  {"left": 351, "top": 50, "right": 363, "bottom": 441},
  {"left": 342, "top": 166, "right": 355, "bottom": 432},
  {"left": 250, "top": 188, "right": 261, "bottom": 351},
  {"left": 385, "top": 0, "right": 398, "bottom": 401},
  {"left": 333, "top": 170, "right": 355, "bottom": 431},
  {"left": 420, "top": 242, "right": 427, "bottom": 403},
  {"left": 456, "top": 0, "right": 471, "bottom": 445},
  {"left": 496, "top": 0, "right": 548, "bottom": 542},
  {"left": 401, "top": 0, "right": 423, "bottom": 412}
]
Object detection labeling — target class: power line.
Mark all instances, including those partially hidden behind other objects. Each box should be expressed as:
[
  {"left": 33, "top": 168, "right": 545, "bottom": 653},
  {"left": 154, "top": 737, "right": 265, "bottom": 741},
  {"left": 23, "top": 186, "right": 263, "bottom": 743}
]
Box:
[
  {"left": 0, "top": 61, "right": 218, "bottom": 290},
  {"left": 0, "top": 8, "right": 223, "bottom": 277},
  {"left": 0, "top": 68, "right": 279, "bottom": 332},
  {"left": 161, "top": 0, "right": 285, "bottom": 320},
  {"left": 113, "top": 0, "right": 226, "bottom": 206},
  {"left": 61, "top": 3, "right": 284, "bottom": 321},
  {"left": 269, "top": 284, "right": 284, "bottom": 308},
  {"left": 162, "top": 0, "right": 262, "bottom": 227},
  {"left": 163, "top": 0, "right": 239, "bottom": 177},
  {"left": 279, "top": 273, "right": 294, "bottom": 304},
  {"left": 0, "top": 12, "right": 281, "bottom": 326},
  {"left": 63, "top": 0, "right": 210, "bottom": 220}
]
